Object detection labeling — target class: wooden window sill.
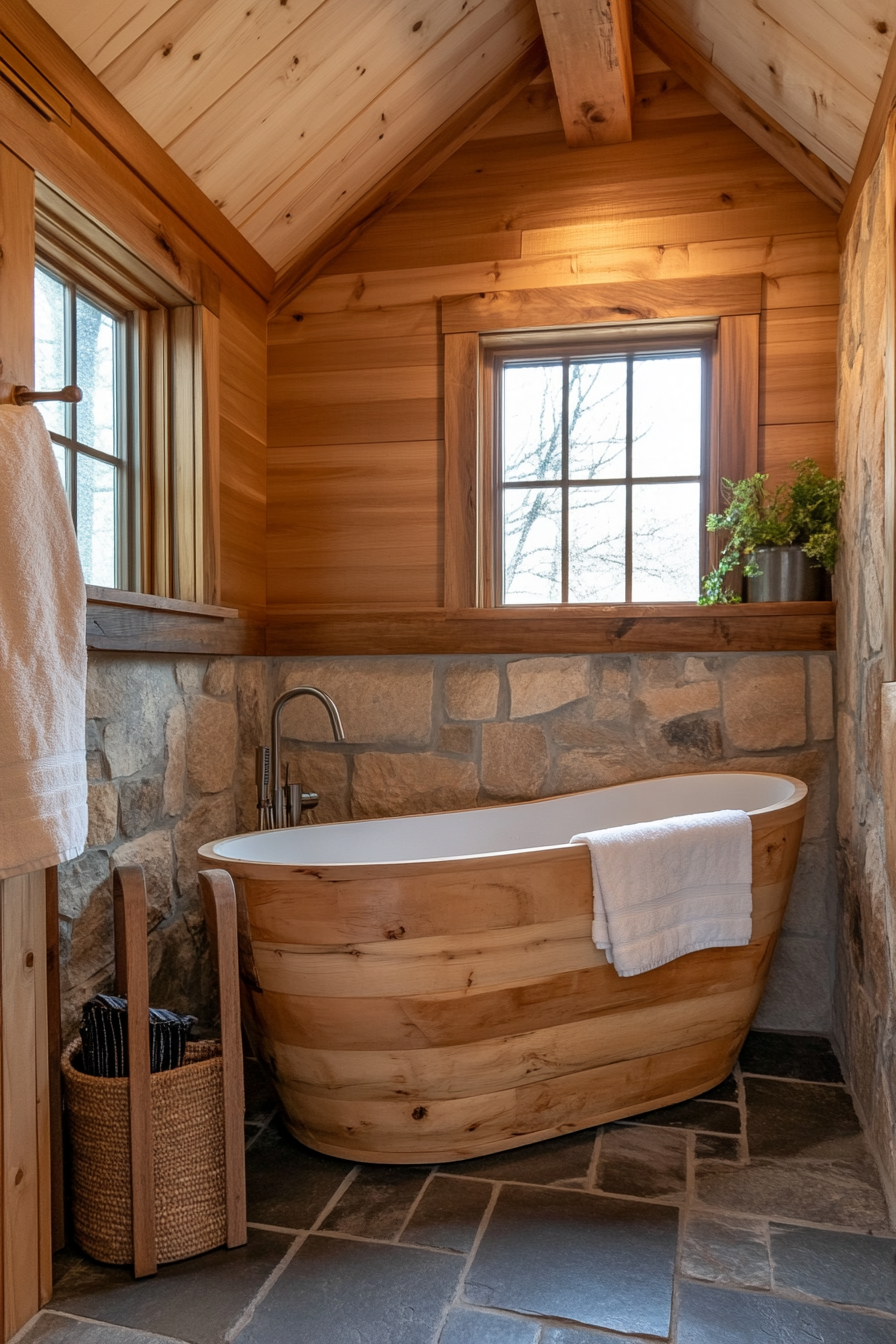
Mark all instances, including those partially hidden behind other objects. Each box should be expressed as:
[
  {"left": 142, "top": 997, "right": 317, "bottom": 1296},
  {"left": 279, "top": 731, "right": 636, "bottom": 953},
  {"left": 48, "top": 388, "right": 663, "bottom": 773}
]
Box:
[
  {"left": 264, "top": 602, "right": 836, "bottom": 656},
  {"left": 85, "top": 586, "right": 239, "bottom": 620},
  {"left": 86, "top": 587, "right": 263, "bottom": 655}
]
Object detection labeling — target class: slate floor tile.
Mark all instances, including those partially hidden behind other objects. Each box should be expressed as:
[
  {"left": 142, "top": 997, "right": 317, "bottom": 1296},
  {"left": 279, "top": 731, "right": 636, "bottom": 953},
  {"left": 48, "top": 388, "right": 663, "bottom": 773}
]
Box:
[
  {"left": 320, "top": 1165, "right": 429, "bottom": 1240},
  {"left": 402, "top": 1176, "right": 493, "bottom": 1253},
  {"left": 698, "top": 1073, "right": 739, "bottom": 1103},
  {"left": 623, "top": 1097, "right": 741, "bottom": 1133},
  {"left": 463, "top": 1184, "right": 678, "bottom": 1338},
  {"left": 51, "top": 1230, "right": 293, "bottom": 1344},
  {"left": 20, "top": 1314, "right": 181, "bottom": 1344},
  {"left": 739, "top": 1030, "right": 844, "bottom": 1083},
  {"left": 745, "top": 1077, "right": 866, "bottom": 1161},
  {"left": 235, "top": 1234, "right": 462, "bottom": 1344},
  {"left": 440, "top": 1128, "right": 597, "bottom": 1185},
  {"left": 438, "top": 1307, "right": 539, "bottom": 1343},
  {"left": 677, "top": 1280, "right": 896, "bottom": 1343},
  {"left": 771, "top": 1222, "right": 896, "bottom": 1313},
  {"left": 682, "top": 1213, "right": 771, "bottom": 1289},
  {"left": 694, "top": 1157, "right": 891, "bottom": 1231},
  {"left": 245, "top": 1120, "right": 354, "bottom": 1229},
  {"left": 695, "top": 1134, "right": 741, "bottom": 1162},
  {"left": 595, "top": 1124, "right": 687, "bottom": 1202}
]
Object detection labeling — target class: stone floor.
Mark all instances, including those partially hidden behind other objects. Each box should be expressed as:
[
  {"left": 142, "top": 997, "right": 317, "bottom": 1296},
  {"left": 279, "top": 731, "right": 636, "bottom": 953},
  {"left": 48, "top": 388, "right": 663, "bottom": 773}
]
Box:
[{"left": 22, "top": 1032, "right": 896, "bottom": 1344}]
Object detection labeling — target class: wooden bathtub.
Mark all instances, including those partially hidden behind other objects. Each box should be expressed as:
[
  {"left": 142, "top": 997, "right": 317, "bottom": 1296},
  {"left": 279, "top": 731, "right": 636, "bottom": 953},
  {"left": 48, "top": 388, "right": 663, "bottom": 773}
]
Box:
[{"left": 199, "top": 771, "right": 806, "bottom": 1163}]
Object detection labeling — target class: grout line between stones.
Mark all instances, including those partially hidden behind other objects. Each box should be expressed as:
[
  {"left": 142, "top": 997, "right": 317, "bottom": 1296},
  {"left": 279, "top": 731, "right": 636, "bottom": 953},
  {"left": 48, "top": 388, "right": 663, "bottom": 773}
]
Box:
[
  {"left": 303, "top": 1226, "right": 463, "bottom": 1256},
  {"left": 687, "top": 1279, "right": 896, "bottom": 1321},
  {"left": 392, "top": 1166, "right": 438, "bottom": 1244},
  {"left": 9, "top": 1309, "right": 190, "bottom": 1344},
  {"left": 225, "top": 1233, "right": 306, "bottom": 1343},
  {"left": 309, "top": 1164, "right": 361, "bottom": 1232},
  {"left": 243, "top": 1108, "right": 277, "bottom": 1154},
  {"left": 434, "top": 1167, "right": 684, "bottom": 1208},
  {"left": 430, "top": 1180, "right": 502, "bottom": 1342},
  {"left": 668, "top": 1127, "right": 697, "bottom": 1344},
  {"left": 740, "top": 1070, "right": 846, "bottom": 1089}
]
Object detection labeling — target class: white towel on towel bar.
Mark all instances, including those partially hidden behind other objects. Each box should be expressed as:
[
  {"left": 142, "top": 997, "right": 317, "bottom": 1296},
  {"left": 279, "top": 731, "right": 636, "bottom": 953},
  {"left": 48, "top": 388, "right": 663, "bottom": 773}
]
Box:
[
  {"left": 570, "top": 809, "right": 753, "bottom": 977},
  {"left": 0, "top": 406, "right": 87, "bottom": 879}
]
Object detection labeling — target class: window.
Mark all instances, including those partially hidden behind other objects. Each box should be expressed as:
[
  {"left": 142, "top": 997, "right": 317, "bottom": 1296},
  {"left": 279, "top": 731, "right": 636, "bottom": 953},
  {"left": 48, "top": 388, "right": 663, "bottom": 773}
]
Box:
[
  {"left": 33, "top": 181, "right": 221, "bottom": 604},
  {"left": 34, "top": 262, "right": 134, "bottom": 588},
  {"left": 442, "top": 275, "right": 760, "bottom": 614},
  {"left": 496, "top": 338, "right": 710, "bottom": 605}
]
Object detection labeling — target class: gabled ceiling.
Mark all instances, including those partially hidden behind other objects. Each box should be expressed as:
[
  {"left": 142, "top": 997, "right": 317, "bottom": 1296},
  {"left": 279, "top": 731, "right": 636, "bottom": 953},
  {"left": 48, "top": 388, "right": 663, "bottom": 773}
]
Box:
[
  {"left": 643, "top": 0, "right": 896, "bottom": 182},
  {"left": 27, "top": 0, "right": 896, "bottom": 294}
]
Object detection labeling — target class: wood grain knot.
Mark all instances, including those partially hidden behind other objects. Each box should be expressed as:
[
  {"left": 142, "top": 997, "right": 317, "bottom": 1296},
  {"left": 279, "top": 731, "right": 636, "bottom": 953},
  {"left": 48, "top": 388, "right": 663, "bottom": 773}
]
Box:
[
  {"left": 24, "top": 951, "right": 34, "bottom": 968},
  {"left": 411, "top": 1106, "right": 428, "bottom": 1120}
]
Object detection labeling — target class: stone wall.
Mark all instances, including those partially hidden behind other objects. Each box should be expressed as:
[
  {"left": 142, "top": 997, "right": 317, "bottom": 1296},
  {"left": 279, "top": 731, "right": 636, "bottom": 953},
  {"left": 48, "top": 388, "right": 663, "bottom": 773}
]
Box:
[
  {"left": 58, "top": 649, "right": 838, "bottom": 1042},
  {"left": 834, "top": 147, "right": 896, "bottom": 1207},
  {"left": 57, "top": 653, "right": 267, "bottom": 1039},
  {"left": 276, "top": 649, "right": 838, "bottom": 1030}
]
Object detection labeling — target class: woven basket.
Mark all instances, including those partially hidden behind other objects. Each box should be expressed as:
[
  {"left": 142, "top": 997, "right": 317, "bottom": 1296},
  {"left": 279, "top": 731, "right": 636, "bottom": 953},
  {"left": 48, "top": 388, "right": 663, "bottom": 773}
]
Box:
[{"left": 62, "top": 1038, "right": 227, "bottom": 1265}]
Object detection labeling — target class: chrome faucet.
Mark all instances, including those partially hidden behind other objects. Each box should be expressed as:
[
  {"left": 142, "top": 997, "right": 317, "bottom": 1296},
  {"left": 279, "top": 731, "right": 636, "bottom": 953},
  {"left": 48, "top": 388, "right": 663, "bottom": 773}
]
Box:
[{"left": 256, "top": 687, "right": 345, "bottom": 829}]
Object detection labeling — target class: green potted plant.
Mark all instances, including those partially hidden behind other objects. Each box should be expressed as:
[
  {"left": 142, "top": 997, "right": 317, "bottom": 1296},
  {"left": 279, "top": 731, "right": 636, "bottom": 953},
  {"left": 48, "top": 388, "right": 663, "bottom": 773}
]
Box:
[{"left": 698, "top": 458, "right": 844, "bottom": 605}]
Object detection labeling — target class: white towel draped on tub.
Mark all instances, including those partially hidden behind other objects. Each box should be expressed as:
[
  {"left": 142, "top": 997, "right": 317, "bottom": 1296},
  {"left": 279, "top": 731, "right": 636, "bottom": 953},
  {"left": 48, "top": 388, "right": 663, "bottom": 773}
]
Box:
[
  {"left": 571, "top": 809, "right": 753, "bottom": 977},
  {"left": 0, "top": 405, "right": 87, "bottom": 879}
]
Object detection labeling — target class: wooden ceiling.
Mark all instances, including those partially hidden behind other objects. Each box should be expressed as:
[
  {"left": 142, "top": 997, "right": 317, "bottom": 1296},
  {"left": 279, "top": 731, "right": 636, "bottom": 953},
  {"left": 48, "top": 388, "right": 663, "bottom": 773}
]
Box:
[{"left": 26, "top": 0, "right": 896, "bottom": 293}]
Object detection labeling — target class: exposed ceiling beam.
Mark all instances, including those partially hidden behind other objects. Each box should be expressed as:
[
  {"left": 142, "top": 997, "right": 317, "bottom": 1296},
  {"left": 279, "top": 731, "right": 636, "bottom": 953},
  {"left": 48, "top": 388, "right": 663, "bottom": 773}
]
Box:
[
  {"left": 838, "top": 27, "right": 896, "bottom": 246},
  {"left": 269, "top": 36, "right": 549, "bottom": 319},
  {"left": 535, "top": 0, "right": 633, "bottom": 148},
  {"left": 633, "top": 1, "right": 846, "bottom": 214}
]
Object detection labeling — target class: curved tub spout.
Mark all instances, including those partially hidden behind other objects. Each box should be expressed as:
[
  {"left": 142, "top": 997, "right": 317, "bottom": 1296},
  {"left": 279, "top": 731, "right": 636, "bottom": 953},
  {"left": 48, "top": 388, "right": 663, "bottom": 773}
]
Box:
[{"left": 270, "top": 687, "right": 345, "bottom": 828}]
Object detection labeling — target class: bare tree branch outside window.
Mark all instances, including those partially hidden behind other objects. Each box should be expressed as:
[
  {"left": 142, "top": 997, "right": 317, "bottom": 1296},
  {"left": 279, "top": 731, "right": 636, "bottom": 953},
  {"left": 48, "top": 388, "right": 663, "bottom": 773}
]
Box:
[{"left": 501, "top": 350, "right": 704, "bottom": 604}]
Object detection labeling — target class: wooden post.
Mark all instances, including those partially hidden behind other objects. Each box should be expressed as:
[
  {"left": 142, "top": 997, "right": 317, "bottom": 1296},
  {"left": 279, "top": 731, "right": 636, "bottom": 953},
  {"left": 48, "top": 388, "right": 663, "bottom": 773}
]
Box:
[
  {"left": 111, "top": 866, "right": 157, "bottom": 1279},
  {"left": 198, "top": 871, "right": 246, "bottom": 1249},
  {"left": 44, "top": 868, "right": 64, "bottom": 1254}
]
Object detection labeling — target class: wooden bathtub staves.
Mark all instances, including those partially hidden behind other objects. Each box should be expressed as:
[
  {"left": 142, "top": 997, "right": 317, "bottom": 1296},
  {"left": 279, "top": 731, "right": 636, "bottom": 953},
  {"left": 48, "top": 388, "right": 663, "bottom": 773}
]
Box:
[{"left": 200, "top": 773, "right": 807, "bottom": 1163}]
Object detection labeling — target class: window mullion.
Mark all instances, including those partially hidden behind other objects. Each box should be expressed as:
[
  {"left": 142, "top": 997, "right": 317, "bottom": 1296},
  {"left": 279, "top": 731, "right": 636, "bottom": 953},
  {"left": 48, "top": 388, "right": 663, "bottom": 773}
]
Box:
[
  {"left": 625, "top": 354, "right": 633, "bottom": 604},
  {"left": 561, "top": 358, "right": 569, "bottom": 603}
]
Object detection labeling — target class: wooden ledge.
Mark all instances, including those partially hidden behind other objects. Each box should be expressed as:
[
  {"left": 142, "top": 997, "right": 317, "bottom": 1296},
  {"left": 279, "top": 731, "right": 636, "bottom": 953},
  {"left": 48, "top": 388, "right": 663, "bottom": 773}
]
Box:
[
  {"left": 264, "top": 602, "right": 837, "bottom": 656},
  {"left": 86, "top": 588, "right": 263, "bottom": 655},
  {"left": 86, "top": 587, "right": 239, "bottom": 620}
]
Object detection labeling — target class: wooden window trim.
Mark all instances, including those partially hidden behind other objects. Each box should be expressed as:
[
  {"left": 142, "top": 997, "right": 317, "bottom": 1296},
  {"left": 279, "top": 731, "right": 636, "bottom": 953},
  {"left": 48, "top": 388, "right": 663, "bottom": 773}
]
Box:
[
  {"left": 444, "top": 274, "right": 761, "bottom": 610},
  {"left": 36, "top": 181, "right": 221, "bottom": 604}
]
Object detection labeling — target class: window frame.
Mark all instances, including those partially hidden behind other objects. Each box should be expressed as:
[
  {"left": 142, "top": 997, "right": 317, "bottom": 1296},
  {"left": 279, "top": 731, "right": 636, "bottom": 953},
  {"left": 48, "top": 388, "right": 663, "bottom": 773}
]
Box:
[
  {"left": 34, "top": 180, "right": 221, "bottom": 605},
  {"left": 442, "top": 274, "right": 761, "bottom": 611},
  {"left": 34, "top": 256, "right": 139, "bottom": 590},
  {"left": 487, "top": 329, "right": 715, "bottom": 607}
]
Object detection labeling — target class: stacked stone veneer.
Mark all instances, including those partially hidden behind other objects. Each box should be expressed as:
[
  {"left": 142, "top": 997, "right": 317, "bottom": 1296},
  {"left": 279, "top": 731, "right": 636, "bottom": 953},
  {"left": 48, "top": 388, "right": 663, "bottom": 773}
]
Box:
[
  {"left": 60, "top": 649, "right": 837, "bottom": 1041},
  {"left": 835, "top": 146, "right": 896, "bottom": 1208},
  {"left": 58, "top": 655, "right": 268, "bottom": 1039}
]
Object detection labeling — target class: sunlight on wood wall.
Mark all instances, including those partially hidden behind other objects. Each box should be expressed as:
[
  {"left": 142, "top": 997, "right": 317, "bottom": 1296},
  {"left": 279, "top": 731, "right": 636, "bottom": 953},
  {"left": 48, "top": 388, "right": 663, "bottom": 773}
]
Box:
[{"left": 266, "top": 46, "right": 839, "bottom": 612}]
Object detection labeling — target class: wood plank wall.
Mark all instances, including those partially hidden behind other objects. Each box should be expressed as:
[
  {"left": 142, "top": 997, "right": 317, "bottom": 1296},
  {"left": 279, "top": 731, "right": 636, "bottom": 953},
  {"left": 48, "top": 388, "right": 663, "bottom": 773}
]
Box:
[
  {"left": 0, "top": 62, "right": 267, "bottom": 619},
  {"left": 267, "top": 47, "right": 840, "bottom": 612},
  {"left": 219, "top": 283, "right": 267, "bottom": 617}
]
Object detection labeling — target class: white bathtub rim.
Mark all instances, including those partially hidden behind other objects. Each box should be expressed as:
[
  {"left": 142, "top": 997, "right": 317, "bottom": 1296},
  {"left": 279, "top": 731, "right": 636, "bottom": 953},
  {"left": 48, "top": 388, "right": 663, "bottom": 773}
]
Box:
[{"left": 198, "top": 771, "right": 807, "bottom": 874}]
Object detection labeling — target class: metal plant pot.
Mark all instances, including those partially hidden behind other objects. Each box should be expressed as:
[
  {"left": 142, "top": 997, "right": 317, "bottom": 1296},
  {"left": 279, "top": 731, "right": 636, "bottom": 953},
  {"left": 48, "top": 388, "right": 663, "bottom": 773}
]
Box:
[{"left": 746, "top": 545, "right": 828, "bottom": 602}]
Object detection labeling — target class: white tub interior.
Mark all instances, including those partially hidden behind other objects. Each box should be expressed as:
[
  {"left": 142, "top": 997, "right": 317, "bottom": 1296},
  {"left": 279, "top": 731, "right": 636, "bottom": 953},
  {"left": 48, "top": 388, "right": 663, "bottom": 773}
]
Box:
[{"left": 201, "top": 771, "right": 801, "bottom": 868}]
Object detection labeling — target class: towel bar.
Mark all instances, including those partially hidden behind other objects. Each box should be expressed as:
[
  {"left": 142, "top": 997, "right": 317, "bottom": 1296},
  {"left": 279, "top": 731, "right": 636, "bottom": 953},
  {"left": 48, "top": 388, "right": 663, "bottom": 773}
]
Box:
[{"left": 0, "top": 360, "right": 82, "bottom": 406}]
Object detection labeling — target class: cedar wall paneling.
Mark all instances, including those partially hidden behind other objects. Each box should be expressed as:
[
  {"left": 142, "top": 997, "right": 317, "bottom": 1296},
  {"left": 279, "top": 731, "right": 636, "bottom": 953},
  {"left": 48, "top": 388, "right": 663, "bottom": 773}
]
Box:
[
  {"left": 267, "top": 58, "right": 840, "bottom": 612},
  {"left": 219, "top": 285, "right": 267, "bottom": 616},
  {"left": 0, "top": 67, "right": 267, "bottom": 619}
]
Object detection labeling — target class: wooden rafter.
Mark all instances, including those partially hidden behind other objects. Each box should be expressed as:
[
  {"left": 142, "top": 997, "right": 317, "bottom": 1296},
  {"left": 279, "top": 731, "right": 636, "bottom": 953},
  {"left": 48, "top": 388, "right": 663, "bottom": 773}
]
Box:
[
  {"left": 632, "top": 1, "right": 846, "bottom": 214},
  {"left": 535, "top": 0, "right": 634, "bottom": 148},
  {"left": 269, "top": 36, "right": 549, "bottom": 318}
]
